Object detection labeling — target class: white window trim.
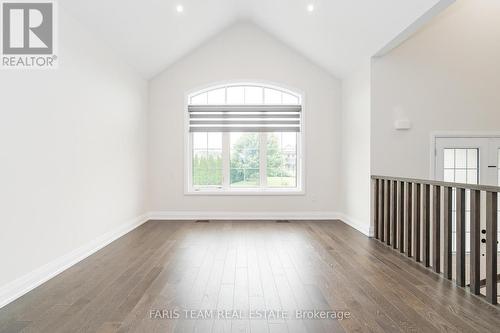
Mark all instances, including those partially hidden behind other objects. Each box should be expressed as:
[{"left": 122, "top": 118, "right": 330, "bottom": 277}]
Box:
[{"left": 184, "top": 81, "right": 306, "bottom": 196}]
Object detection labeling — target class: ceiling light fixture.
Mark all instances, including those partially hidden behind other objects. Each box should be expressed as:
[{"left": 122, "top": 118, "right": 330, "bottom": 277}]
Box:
[
  {"left": 307, "top": 4, "right": 315, "bottom": 12},
  {"left": 176, "top": 4, "right": 184, "bottom": 13}
]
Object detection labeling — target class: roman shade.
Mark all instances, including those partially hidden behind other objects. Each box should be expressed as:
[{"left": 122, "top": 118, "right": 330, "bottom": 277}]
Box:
[{"left": 188, "top": 105, "right": 302, "bottom": 132}]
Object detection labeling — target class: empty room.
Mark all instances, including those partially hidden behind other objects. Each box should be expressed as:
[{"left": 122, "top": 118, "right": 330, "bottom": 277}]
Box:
[{"left": 1, "top": 0, "right": 500, "bottom": 332}]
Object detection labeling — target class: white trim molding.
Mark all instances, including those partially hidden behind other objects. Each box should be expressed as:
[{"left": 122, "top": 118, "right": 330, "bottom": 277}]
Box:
[
  {"left": 337, "top": 213, "right": 373, "bottom": 237},
  {"left": 0, "top": 214, "right": 149, "bottom": 309},
  {"left": 148, "top": 210, "right": 340, "bottom": 221},
  {"left": 148, "top": 210, "right": 372, "bottom": 236}
]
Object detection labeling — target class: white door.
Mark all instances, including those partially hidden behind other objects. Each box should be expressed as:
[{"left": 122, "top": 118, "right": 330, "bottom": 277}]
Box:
[
  {"left": 435, "top": 136, "right": 500, "bottom": 258},
  {"left": 489, "top": 139, "right": 500, "bottom": 257},
  {"left": 489, "top": 139, "right": 500, "bottom": 186}
]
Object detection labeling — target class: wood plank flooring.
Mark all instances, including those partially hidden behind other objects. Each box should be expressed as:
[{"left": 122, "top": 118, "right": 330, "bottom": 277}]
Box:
[{"left": 1, "top": 220, "right": 500, "bottom": 332}]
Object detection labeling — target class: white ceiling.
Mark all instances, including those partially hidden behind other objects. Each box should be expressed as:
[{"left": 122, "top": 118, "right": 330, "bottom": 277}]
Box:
[{"left": 59, "top": 0, "right": 447, "bottom": 79}]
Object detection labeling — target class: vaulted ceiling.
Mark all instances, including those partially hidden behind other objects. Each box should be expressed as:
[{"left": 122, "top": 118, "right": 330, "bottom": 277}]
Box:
[{"left": 59, "top": 0, "right": 449, "bottom": 78}]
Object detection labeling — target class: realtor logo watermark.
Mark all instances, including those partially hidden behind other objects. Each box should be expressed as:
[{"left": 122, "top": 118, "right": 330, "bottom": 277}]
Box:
[
  {"left": 149, "top": 309, "right": 352, "bottom": 321},
  {"left": 1, "top": 0, "right": 57, "bottom": 68}
]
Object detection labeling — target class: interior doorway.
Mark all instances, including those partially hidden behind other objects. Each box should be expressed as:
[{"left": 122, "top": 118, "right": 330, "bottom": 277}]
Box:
[{"left": 434, "top": 135, "right": 500, "bottom": 293}]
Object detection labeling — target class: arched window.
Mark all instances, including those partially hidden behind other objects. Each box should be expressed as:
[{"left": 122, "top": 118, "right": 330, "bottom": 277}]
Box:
[
  {"left": 186, "top": 83, "right": 303, "bottom": 193},
  {"left": 189, "top": 84, "right": 300, "bottom": 105}
]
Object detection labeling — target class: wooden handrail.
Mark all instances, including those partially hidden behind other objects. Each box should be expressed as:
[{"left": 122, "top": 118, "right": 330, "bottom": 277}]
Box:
[
  {"left": 371, "top": 175, "right": 499, "bottom": 305},
  {"left": 371, "top": 175, "right": 500, "bottom": 193}
]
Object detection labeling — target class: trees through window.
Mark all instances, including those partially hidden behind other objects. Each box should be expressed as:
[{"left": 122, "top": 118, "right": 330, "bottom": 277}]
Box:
[{"left": 187, "top": 83, "right": 303, "bottom": 193}]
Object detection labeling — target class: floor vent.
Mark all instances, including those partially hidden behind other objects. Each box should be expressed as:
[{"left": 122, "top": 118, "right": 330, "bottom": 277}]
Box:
[
  {"left": 195, "top": 220, "right": 210, "bottom": 223},
  {"left": 276, "top": 220, "right": 290, "bottom": 223}
]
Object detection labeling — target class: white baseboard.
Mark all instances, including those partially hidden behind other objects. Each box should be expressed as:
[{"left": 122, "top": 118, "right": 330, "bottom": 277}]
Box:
[
  {"left": 337, "top": 213, "right": 373, "bottom": 237},
  {"left": 147, "top": 211, "right": 373, "bottom": 237},
  {"left": 0, "top": 211, "right": 371, "bottom": 309},
  {"left": 0, "top": 214, "right": 149, "bottom": 309},
  {"left": 147, "top": 210, "right": 342, "bottom": 221}
]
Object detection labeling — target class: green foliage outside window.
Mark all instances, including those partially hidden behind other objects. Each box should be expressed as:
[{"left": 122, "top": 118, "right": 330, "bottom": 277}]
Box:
[
  {"left": 193, "top": 152, "right": 222, "bottom": 186},
  {"left": 193, "top": 133, "right": 296, "bottom": 187},
  {"left": 230, "top": 133, "right": 260, "bottom": 186}
]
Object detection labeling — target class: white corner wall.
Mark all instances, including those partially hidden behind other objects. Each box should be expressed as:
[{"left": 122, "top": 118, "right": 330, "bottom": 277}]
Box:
[
  {"left": 148, "top": 23, "right": 342, "bottom": 216},
  {"left": 372, "top": 0, "right": 500, "bottom": 178},
  {"left": 340, "top": 63, "right": 372, "bottom": 235},
  {"left": 0, "top": 8, "right": 148, "bottom": 306}
]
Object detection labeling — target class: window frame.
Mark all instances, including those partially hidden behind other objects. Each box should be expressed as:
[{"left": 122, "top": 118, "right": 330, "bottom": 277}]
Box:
[{"left": 184, "top": 82, "right": 305, "bottom": 196}]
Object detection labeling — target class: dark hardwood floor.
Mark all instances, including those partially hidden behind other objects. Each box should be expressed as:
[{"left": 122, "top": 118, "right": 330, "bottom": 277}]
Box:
[{"left": 1, "top": 220, "right": 500, "bottom": 332}]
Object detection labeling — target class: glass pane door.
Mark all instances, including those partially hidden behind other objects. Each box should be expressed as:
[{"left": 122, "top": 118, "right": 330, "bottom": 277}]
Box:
[
  {"left": 435, "top": 136, "right": 500, "bottom": 290},
  {"left": 435, "top": 138, "right": 489, "bottom": 254}
]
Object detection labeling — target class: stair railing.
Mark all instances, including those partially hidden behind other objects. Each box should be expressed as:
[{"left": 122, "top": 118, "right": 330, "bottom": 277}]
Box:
[{"left": 372, "top": 175, "right": 499, "bottom": 304}]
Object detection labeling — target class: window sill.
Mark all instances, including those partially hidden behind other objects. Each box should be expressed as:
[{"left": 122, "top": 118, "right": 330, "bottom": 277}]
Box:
[{"left": 185, "top": 188, "right": 305, "bottom": 196}]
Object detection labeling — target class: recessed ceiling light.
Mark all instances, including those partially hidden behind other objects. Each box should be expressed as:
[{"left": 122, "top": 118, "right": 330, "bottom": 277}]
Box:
[
  {"left": 307, "top": 4, "right": 315, "bottom": 12},
  {"left": 176, "top": 5, "right": 184, "bottom": 13}
]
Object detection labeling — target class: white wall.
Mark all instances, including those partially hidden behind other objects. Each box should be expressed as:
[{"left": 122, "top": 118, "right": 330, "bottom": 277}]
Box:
[
  {"left": 0, "top": 7, "right": 148, "bottom": 301},
  {"left": 372, "top": 0, "right": 500, "bottom": 178},
  {"left": 148, "top": 23, "right": 342, "bottom": 215},
  {"left": 340, "top": 63, "right": 372, "bottom": 235}
]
